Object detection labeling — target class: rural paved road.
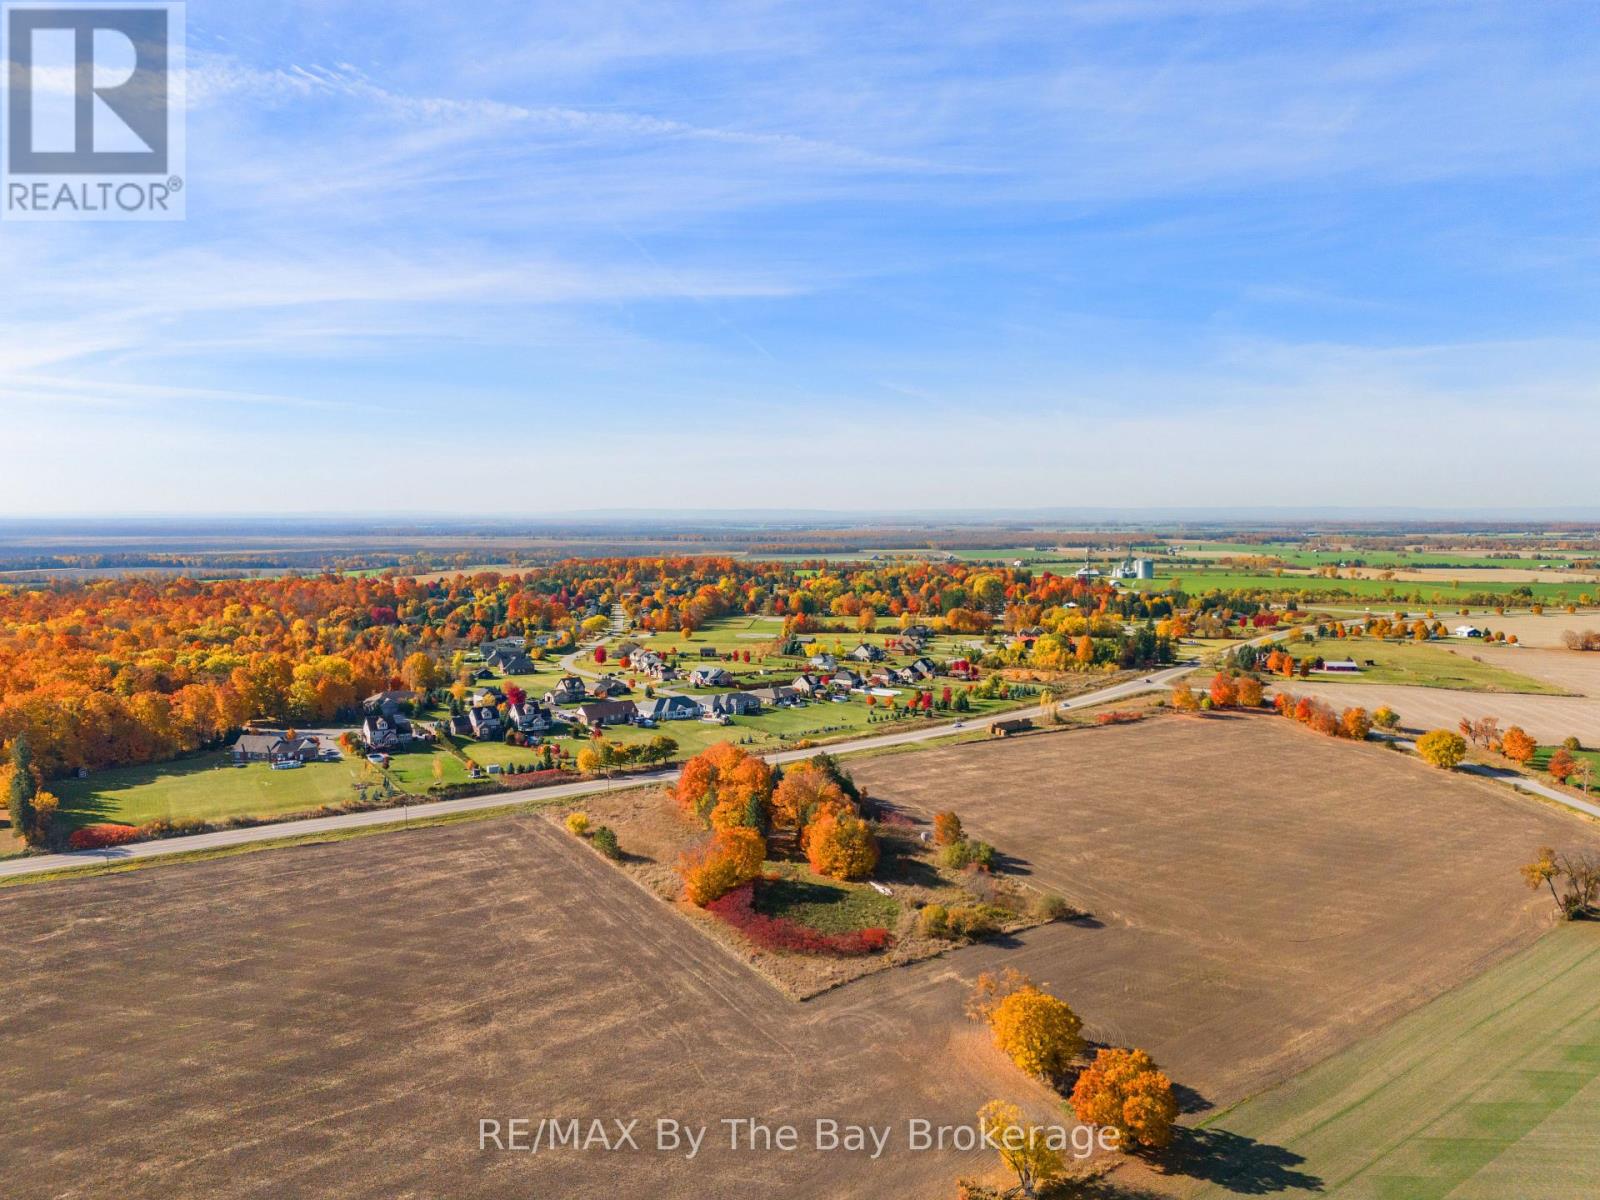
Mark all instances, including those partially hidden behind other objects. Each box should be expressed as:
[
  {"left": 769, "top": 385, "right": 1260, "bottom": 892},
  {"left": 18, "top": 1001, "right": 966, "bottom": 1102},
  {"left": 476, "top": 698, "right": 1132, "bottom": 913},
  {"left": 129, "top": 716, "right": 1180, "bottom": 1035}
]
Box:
[{"left": 0, "top": 664, "right": 1194, "bottom": 882}]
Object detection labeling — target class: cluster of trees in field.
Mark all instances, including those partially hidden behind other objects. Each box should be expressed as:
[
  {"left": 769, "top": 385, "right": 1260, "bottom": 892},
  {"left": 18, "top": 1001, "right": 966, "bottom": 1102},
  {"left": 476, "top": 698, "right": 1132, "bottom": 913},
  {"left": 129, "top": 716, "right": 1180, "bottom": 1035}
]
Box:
[
  {"left": 955, "top": 968, "right": 1179, "bottom": 1196},
  {"left": 673, "top": 745, "right": 880, "bottom": 905}
]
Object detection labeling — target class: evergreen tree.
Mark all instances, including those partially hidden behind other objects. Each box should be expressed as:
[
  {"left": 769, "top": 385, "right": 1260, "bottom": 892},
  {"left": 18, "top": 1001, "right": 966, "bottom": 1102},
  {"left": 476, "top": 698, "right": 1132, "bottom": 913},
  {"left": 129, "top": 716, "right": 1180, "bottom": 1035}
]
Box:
[{"left": 7, "top": 733, "right": 37, "bottom": 841}]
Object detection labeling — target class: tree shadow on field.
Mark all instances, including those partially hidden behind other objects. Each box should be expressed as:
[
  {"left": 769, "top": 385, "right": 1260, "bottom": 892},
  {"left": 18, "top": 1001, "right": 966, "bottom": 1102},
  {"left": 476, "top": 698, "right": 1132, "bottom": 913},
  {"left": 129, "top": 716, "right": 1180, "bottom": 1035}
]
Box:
[{"left": 1164, "top": 1126, "right": 1324, "bottom": 1194}]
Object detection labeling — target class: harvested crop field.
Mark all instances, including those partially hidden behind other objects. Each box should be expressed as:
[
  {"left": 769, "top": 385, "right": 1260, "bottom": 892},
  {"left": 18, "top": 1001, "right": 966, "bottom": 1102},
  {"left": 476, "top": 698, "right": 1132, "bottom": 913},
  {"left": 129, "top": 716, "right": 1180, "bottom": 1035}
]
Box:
[
  {"left": 1294, "top": 678, "right": 1600, "bottom": 746},
  {"left": 850, "top": 716, "right": 1600, "bottom": 1108},
  {"left": 2, "top": 717, "right": 1595, "bottom": 1199}
]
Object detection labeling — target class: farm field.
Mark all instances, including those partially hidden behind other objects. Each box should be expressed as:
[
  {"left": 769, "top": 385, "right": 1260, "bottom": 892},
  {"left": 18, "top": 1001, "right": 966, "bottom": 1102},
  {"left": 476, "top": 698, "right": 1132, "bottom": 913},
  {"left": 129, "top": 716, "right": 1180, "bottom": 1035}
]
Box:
[
  {"left": 849, "top": 716, "right": 1600, "bottom": 1109},
  {"left": 1128, "top": 568, "right": 1597, "bottom": 606},
  {"left": 6, "top": 718, "right": 1597, "bottom": 1198},
  {"left": 1293, "top": 679, "right": 1600, "bottom": 747},
  {"left": 1284, "top": 640, "right": 1568, "bottom": 694},
  {"left": 1183, "top": 922, "right": 1600, "bottom": 1199},
  {"left": 52, "top": 752, "right": 366, "bottom": 830}
]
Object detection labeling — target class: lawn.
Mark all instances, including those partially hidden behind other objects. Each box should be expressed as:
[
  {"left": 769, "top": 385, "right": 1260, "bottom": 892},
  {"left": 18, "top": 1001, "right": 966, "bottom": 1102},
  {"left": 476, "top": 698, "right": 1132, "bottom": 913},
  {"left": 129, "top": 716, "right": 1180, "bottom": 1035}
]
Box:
[
  {"left": 754, "top": 863, "right": 900, "bottom": 934},
  {"left": 383, "top": 748, "right": 472, "bottom": 792},
  {"left": 1183, "top": 922, "right": 1600, "bottom": 1200},
  {"left": 1285, "top": 639, "right": 1568, "bottom": 694},
  {"left": 53, "top": 752, "right": 366, "bottom": 830}
]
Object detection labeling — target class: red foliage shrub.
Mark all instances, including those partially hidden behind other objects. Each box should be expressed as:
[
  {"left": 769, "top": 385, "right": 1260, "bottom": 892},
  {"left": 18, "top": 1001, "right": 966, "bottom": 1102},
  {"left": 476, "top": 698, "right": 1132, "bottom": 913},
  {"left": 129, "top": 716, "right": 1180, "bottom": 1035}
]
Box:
[
  {"left": 1095, "top": 710, "right": 1146, "bottom": 726},
  {"left": 705, "top": 883, "right": 892, "bottom": 957},
  {"left": 67, "top": 823, "right": 141, "bottom": 850}
]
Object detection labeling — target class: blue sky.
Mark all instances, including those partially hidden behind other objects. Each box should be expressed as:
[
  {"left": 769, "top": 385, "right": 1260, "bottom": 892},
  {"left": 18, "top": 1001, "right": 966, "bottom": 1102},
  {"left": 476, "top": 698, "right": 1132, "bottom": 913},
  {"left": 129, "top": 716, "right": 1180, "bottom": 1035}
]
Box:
[{"left": 3, "top": 0, "right": 1598, "bottom": 514}]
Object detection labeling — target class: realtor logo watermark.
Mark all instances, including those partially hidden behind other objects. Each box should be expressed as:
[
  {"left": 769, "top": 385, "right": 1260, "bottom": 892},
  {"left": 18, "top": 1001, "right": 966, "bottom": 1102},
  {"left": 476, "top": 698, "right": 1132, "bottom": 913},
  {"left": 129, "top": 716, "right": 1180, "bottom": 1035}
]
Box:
[{"left": 2, "top": 1, "right": 184, "bottom": 220}]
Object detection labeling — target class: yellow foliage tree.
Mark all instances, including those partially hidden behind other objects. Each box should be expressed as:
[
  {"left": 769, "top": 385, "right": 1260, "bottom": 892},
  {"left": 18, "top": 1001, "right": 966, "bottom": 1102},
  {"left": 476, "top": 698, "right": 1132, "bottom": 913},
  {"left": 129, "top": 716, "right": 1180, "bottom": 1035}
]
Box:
[
  {"left": 977, "top": 1099, "right": 1063, "bottom": 1197},
  {"left": 1417, "top": 729, "right": 1468, "bottom": 769},
  {"left": 989, "top": 985, "right": 1084, "bottom": 1077}
]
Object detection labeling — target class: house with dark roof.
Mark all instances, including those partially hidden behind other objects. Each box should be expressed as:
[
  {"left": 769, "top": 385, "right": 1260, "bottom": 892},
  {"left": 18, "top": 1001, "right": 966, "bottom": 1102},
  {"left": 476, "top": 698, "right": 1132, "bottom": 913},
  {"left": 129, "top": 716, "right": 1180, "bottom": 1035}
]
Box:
[
  {"left": 710, "top": 691, "right": 762, "bottom": 717},
  {"left": 849, "top": 643, "right": 887, "bottom": 663},
  {"left": 361, "top": 712, "right": 413, "bottom": 752},
  {"left": 363, "top": 689, "right": 420, "bottom": 714},
  {"left": 639, "top": 695, "right": 703, "bottom": 722},
  {"left": 232, "top": 731, "right": 322, "bottom": 764},
  {"left": 909, "top": 657, "right": 939, "bottom": 679},
  {"left": 791, "top": 673, "right": 824, "bottom": 696},
  {"left": 506, "top": 701, "right": 557, "bottom": 735},
  {"left": 544, "top": 676, "right": 587, "bottom": 706},
  {"left": 486, "top": 649, "right": 536, "bottom": 675},
  {"left": 750, "top": 685, "right": 799, "bottom": 708},
  {"left": 467, "top": 704, "right": 504, "bottom": 740},
  {"left": 577, "top": 700, "right": 638, "bottom": 728},
  {"left": 689, "top": 666, "right": 734, "bottom": 688},
  {"left": 588, "top": 675, "right": 631, "bottom": 699}
]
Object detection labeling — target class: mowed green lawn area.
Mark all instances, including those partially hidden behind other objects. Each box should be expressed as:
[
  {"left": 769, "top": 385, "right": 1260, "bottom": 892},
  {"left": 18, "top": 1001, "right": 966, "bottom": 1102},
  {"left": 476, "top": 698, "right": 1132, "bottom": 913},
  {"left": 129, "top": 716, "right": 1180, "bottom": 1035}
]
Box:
[
  {"left": 1286, "top": 640, "right": 1569, "bottom": 695},
  {"left": 1185, "top": 923, "right": 1600, "bottom": 1200},
  {"left": 54, "top": 752, "right": 367, "bottom": 830}
]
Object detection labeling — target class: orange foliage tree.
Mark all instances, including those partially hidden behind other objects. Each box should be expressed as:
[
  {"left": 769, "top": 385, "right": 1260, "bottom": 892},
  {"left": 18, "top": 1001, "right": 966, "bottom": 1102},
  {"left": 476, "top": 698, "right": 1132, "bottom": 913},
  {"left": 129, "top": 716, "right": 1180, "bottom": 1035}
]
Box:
[
  {"left": 1235, "top": 675, "right": 1263, "bottom": 707},
  {"left": 804, "top": 809, "right": 879, "bottom": 880},
  {"left": 1340, "top": 707, "right": 1372, "bottom": 741},
  {"left": 1069, "top": 1047, "right": 1179, "bottom": 1151},
  {"left": 677, "top": 827, "right": 765, "bottom": 906},
  {"left": 1502, "top": 725, "right": 1537, "bottom": 764},
  {"left": 1208, "top": 672, "right": 1238, "bottom": 708},
  {"left": 770, "top": 758, "right": 847, "bottom": 837},
  {"left": 933, "top": 810, "right": 964, "bottom": 846},
  {"left": 675, "top": 742, "right": 775, "bottom": 827}
]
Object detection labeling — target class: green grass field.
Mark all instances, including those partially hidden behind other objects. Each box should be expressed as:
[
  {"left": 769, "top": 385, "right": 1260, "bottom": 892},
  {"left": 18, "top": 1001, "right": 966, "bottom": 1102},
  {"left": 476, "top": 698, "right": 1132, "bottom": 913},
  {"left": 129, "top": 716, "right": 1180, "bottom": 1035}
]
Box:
[
  {"left": 755, "top": 863, "right": 900, "bottom": 933},
  {"left": 1184, "top": 923, "right": 1600, "bottom": 1199},
  {"left": 54, "top": 752, "right": 367, "bottom": 829},
  {"left": 1128, "top": 567, "right": 1597, "bottom": 606},
  {"left": 1286, "top": 640, "right": 1569, "bottom": 695}
]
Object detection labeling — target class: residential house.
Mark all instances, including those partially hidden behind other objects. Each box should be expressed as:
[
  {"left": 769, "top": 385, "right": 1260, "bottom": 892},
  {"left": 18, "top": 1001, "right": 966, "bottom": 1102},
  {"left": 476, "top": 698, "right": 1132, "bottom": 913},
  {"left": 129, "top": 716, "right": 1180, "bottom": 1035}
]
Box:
[
  {"left": 710, "top": 691, "right": 762, "bottom": 717},
  {"left": 588, "top": 675, "right": 632, "bottom": 699},
  {"left": 809, "top": 652, "right": 838, "bottom": 672},
  {"left": 689, "top": 666, "right": 734, "bottom": 688},
  {"left": 233, "top": 731, "right": 322, "bottom": 764},
  {"left": 485, "top": 648, "right": 536, "bottom": 675},
  {"left": 544, "top": 676, "right": 588, "bottom": 705},
  {"left": 900, "top": 624, "right": 934, "bottom": 642},
  {"left": 1453, "top": 625, "right": 1484, "bottom": 639},
  {"left": 888, "top": 666, "right": 918, "bottom": 687},
  {"left": 361, "top": 712, "right": 413, "bottom": 752},
  {"left": 577, "top": 700, "right": 638, "bottom": 728},
  {"left": 791, "top": 673, "right": 824, "bottom": 696},
  {"left": 829, "top": 667, "right": 862, "bottom": 690},
  {"left": 467, "top": 704, "right": 504, "bottom": 740},
  {"left": 699, "top": 646, "right": 721, "bottom": 659},
  {"left": 849, "top": 643, "right": 887, "bottom": 663},
  {"left": 506, "top": 701, "right": 557, "bottom": 736},
  {"left": 750, "top": 685, "right": 799, "bottom": 708},
  {"left": 363, "top": 689, "right": 420, "bottom": 714},
  {"left": 479, "top": 636, "right": 527, "bottom": 657},
  {"left": 909, "top": 657, "right": 939, "bottom": 680},
  {"left": 640, "top": 695, "right": 705, "bottom": 722}
]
